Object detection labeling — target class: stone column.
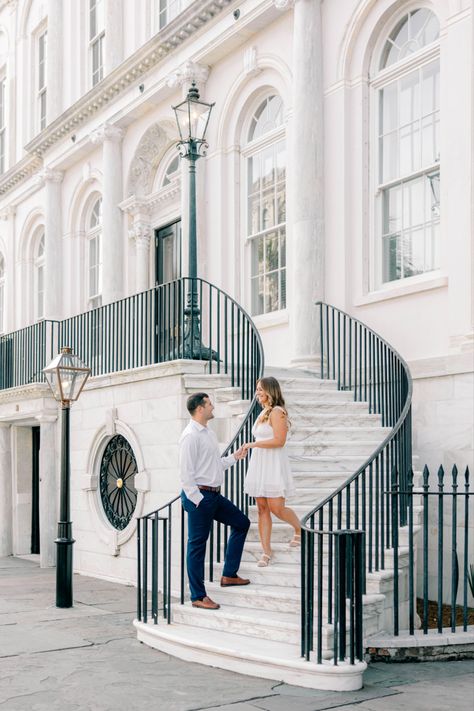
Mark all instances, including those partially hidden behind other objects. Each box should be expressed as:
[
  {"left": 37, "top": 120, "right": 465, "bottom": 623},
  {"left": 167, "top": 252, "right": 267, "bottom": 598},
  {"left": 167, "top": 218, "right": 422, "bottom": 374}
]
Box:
[
  {"left": 39, "top": 168, "right": 64, "bottom": 320},
  {"left": 91, "top": 124, "right": 125, "bottom": 304},
  {"left": 132, "top": 221, "right": 152, "bottom": 293},
  {"left": 0, "top": 425, "right": 12, "bottom": 557},
  {"left": 104, "top": 0, "right": 123, "bottom": 74},
  {"left": 46, "top": 0, "right": 63, "bottom": 122},
  {"left": 284, "top": 0, "right": 324, "bottom": 369},
  {"left": 37, "top": 414, "right": 58, "bottom": 568}
]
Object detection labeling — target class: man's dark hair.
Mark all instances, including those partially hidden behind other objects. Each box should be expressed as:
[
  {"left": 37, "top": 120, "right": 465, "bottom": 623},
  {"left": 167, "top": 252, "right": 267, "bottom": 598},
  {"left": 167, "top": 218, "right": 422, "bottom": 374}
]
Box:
[{"left": 187, "top": 392, "right": 209, "bottom": 415}]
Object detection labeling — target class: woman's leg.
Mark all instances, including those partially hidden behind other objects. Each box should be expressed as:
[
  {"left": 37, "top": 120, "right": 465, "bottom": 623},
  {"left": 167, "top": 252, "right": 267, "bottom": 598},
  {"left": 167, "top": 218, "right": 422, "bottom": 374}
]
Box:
[
  {"left": 256, "top": 497, "right": 272, "bottom": 556},
  {"left": 267, "top": 497, "right": 302, "bottom": 536}
]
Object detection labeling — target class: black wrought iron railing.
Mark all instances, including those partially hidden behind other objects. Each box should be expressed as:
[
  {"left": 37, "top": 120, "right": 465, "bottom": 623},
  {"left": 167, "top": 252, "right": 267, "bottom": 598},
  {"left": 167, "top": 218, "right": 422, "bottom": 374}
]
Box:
[
  {"left": 136, "top": 278, "right": 264, "bottom": 624},
  {"left": 390, "top": 464, "right": 472, "bottom": 636},
  {"left": 300, "top": 302, "right": 413, "bottom": 660},
  {"left": 0, "top": 320, "right": 58, "bottom": 390}
]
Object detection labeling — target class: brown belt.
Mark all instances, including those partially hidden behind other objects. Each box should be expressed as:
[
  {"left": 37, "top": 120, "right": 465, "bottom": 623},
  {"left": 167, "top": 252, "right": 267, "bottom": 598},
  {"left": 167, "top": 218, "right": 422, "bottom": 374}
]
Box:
[{"left": 198, "top": 485, "right": 221, "bottom": 493}]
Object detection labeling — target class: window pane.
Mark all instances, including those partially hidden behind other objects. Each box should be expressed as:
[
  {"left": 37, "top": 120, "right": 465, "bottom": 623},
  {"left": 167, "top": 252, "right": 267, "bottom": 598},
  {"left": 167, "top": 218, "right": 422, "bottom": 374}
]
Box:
[
  {"left": 0, "top": 283, "right": 3, "bottom": 333},
  {"left": 380, "top": 82, "right": 398, "bottom": 134},
  {"left": 248, "top": 194, "right": 260, "bottom": 235},
  {"left": 248, "top": 95, "right": 284, "bottom": 142},
  {"left": 92, "top": 36, "right": 104, "bottom": 85},
  {"left": 380, "top": 10, "right": 439, "bottom": 69},
  {"left": 251, "top": 237, "right": 264, "bottom": 277},
  {"left": 279, "top": 229, "right": 286, "bottom": 268},
  {"left": 382, "top": 234, "right": 401, "bottom": 283},
  {"left": 265, "top": 232, "right": 279, "bottom": 273},
  {"left": 280, "top": 269, "right": 286, "bottom": 309},
  {"left": 261, "top": 148, "right": 274, "bottom": 188},
  {"left": 403, "top": 179, "right": 424, "bottom": 230},
  {"left": 251, "top": 276, "right": 264, "bottom": 316},
  {"left": 381, "top": 131, "right": 398, "bottom": 182},
  {"left": 403, "top": 228, "right": 424, "bottom": 277},
  {"left": 382, "top": 186, "right": 402, "bottom": 236},
  {"left": 261, "top": 188, "right": 275, "bottom": 230},
  {"left": 248, "top": 155, "right": 260, "bottom": 195},
  {"left": 265, "top": 272, "right": 279, "bottom": 313}
]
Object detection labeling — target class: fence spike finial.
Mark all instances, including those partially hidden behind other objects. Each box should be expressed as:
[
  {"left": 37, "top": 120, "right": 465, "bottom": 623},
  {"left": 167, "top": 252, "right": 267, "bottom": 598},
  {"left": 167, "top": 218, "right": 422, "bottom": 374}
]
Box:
[
  {"left": 465, "top": 466, "right": 470, "bottom": 485},
  {"left": 423, "top": 464, "right": 430, "bottom": 488},
  {"left": 437, "top": 465, "right": 445, "bottom": 488},
  {"left": 452, "top": 464, "right": 458, "bottom": 489},
  {"left": 407, "top": 467, "right": 414, "bottom": 489}
]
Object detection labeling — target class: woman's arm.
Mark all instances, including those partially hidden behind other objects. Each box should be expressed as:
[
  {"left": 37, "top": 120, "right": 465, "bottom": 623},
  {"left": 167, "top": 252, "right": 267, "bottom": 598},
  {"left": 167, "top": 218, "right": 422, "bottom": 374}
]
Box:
[{"left": 243, "top": 408, "right": 288, "bottom": 450}]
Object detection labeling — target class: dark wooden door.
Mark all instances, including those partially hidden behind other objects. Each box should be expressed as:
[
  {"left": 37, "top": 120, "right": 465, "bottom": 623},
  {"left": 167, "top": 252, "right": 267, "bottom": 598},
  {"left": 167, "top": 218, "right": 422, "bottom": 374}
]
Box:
[
  {"left": 31, "top": 427, "right": 40, "bottom": 554},
  {"left": 154, "top": 221, "right": 182, "bottom": 360}
]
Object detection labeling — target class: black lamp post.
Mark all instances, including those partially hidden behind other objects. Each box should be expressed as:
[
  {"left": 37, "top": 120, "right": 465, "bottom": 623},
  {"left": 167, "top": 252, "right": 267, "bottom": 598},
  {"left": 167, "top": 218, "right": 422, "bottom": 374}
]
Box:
[
  {"left": 173, "top": 82, "right": 216, "bottom": 360},
  {"left": 43, "top": 347, "right": 91, "bottom": 608}
]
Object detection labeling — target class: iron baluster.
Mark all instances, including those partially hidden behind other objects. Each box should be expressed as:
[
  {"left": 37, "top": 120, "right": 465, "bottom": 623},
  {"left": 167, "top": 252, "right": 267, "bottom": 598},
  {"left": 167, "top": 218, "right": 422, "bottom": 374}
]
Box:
[
  {"left": 463, "top": 467, "right": 470, "bottom": 631},
  {"left": 437, "top": 465, "right": 445, "bottom": 633},
  {"left": 451, "top": 465, "right": 458, "bottom": 632}
]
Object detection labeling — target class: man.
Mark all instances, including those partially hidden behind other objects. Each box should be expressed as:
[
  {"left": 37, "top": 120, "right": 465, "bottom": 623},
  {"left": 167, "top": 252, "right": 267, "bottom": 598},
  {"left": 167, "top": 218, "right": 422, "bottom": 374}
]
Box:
[{"left": 180, "top": 392, "right": 251, "bottom": 610}]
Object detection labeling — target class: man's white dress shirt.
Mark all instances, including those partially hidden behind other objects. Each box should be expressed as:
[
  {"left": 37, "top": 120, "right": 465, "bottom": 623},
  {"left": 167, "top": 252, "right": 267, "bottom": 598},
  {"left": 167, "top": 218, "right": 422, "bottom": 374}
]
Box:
[{"left": 179, "top": 419, "right": 236, "bottom": 506}]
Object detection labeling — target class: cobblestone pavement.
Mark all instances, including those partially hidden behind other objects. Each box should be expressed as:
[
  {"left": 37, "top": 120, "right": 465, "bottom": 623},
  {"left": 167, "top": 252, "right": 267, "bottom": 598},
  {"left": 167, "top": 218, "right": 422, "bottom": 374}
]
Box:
[{"left": 1, "top": 557, "right": 473, "bottom": 711}]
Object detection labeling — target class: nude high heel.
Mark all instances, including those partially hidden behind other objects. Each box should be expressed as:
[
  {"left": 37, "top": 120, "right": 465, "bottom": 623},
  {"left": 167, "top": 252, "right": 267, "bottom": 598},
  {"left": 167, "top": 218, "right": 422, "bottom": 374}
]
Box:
[{"left": 257, "top": 553, "right": 272, "bottom": 567}]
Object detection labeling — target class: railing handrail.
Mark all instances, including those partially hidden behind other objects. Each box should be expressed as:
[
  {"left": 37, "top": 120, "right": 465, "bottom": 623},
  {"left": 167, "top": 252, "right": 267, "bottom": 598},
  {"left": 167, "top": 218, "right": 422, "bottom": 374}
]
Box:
[
  {"left": 301, "top": 301, "right": 413, "bottom": 531},
  {"left": 140, "top": 495, "right": 180, "bottom": 520}
]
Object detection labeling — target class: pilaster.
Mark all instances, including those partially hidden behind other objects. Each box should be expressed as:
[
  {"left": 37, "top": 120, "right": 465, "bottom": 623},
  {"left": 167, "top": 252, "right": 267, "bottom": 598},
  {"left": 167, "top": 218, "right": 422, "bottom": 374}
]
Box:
[
  {"left": 91, "top": 123, "right": 125, "bottom": 304},
  {"left": 37, "top": 167, "right": 64, "bottom": 320},
  {"left": 36, "top": 414, "right": 58, "bottom": 568},
  {"left": 0, "top": 205, "right": 16, "bottom": 332},
  {"left": 0, "top": 424, "right": 12, "bottom": 557}
]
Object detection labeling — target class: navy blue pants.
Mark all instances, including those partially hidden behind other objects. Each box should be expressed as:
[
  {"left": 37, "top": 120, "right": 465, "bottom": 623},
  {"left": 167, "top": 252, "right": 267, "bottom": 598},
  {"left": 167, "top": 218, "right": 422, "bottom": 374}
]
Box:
[{"left": 181, "top": 490, "right": 250, "bottom": 601}]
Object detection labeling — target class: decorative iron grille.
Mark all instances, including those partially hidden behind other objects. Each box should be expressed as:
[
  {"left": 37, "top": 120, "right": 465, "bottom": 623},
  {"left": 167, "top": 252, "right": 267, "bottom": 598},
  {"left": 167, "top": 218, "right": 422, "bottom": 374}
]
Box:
[{"left": 100, "top": 435, "right": 138, "bottom": 530}]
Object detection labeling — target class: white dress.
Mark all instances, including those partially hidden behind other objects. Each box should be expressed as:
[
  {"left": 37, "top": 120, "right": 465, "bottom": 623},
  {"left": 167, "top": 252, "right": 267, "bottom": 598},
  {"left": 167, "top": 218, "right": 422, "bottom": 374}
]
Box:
[{"left": 244, "top": 415, "right": 295, "bottom": 499}]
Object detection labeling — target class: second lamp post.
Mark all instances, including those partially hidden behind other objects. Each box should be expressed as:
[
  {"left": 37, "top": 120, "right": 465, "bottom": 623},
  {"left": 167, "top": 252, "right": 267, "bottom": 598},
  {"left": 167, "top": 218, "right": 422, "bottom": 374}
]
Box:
[{"left": 173, "top": 82, "right": 216, "bottom": 360}]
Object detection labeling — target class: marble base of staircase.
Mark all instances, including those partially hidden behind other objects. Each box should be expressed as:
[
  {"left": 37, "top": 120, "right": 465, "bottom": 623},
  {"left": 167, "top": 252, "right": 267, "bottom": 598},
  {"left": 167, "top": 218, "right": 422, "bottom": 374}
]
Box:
[{"left": 134, "top": 618, "right": 366, "bottom": 690}]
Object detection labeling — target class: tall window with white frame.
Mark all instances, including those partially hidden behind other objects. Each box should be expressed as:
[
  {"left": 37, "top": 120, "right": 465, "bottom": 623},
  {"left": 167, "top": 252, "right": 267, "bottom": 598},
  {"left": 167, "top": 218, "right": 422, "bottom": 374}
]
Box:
[
  {"left": 244, "top": 94, "right": 286, "bottom": 316},
  {"left": 0, "top": 77, "right": 6, "bottom": 173},
  {"left": 374, "top": 8, "right": 440, "bottom": 285},
  {"left": 90, "top": 0, "right": 104, "bottom": 86},
  {"left": 87, "top": 197, "right": 102, "bottom": 309},
  {"left": 35, "top": 232, "right": 45, "bottom": 321},
  {"left": 156, "top": 0, "right": 192, "bottom": 30},
  {"left": 37, "top": 30, "right": 47, "bottom": 131},
  {"left": 0, "top": 254, "right": 5, "bottom": 333}
]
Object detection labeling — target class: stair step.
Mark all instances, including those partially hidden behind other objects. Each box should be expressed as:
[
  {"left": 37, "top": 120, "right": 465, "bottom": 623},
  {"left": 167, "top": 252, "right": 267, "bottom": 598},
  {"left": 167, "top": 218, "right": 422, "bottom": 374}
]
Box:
[
  {"left": 296, "top": 413, "right": 382, "bottom": 427},
  {"left": 134, "top": 620, "right": 366, "bottom": 690},
  {"left": 290, "top": 427, "right": 390, "bottom": 441},
  {"left": 287, "top": 441, "right": 384, "bottom": 456},
  {"left": 288, "top": 455, "right": 370, "bottom": 471}
]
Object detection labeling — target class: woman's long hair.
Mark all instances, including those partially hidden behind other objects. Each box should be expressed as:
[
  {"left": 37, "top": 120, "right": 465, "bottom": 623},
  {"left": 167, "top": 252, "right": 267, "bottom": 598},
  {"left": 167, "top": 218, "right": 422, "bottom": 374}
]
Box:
[{"left": 258, "top": 377, "right": 288, "bottom": 423}]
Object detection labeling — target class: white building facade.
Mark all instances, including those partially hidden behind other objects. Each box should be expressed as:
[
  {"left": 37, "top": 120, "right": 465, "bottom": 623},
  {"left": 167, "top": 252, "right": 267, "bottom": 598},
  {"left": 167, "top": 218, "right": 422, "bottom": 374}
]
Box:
[{"left": 0, "top": 0, "right": 472, "bottom": 584}]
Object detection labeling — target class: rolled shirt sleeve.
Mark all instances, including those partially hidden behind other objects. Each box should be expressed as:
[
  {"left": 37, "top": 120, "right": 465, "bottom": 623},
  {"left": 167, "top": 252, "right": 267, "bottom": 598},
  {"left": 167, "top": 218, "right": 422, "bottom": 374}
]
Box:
[
  {"left": 221, "top": 453, "right": 236, "bottom": 470},
  {"left": 179, "top": 434, "right": 204, "bottom": 506}
]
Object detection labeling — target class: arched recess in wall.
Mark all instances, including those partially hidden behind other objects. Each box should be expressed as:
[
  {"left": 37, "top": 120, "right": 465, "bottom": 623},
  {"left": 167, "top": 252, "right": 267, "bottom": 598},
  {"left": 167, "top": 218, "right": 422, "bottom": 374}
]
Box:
[
  {"left": 68, "top": 172, "right": 103, "bottom": 313},
  {"left": 216, "top": 55, "right": 291, "bottom": 313},
  {"left": 17, "top": 208, "right": 44, "bottom": 326},
  {"left": 126, "top": 119, "right": 177, "bottom": 198},
  {"left": 82, "top": 418, "right": 150, "bottom": 557}
]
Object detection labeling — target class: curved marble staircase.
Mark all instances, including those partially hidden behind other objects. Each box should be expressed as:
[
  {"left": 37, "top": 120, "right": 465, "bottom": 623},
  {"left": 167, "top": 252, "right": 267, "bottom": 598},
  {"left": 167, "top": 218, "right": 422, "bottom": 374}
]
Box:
[{"left": 135, "top": 368, "right": 404, "bottom": 690}]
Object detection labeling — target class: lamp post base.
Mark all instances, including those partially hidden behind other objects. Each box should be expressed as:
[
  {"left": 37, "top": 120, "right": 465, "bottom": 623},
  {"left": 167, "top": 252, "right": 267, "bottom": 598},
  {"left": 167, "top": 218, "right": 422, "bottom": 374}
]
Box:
[
  {"left": 183, "top": 303, "right": 219, "bottom": 362},
  {"left": 55, "top": 521, "right": 75, "bottom": 608}
]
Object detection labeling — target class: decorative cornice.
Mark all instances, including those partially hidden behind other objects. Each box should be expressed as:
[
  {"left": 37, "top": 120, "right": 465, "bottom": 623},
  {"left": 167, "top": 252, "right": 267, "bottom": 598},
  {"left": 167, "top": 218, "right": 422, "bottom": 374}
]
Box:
[
  {"left": 243, "top": 46, "right": 261, "bottom": 78},
  {"left": 0, "top": 0, "right": 232, "bottom": 199},
  {"left": 120, "top": 180, "right": 181, "bottom": 216},
  {"left": 166, "top": 60, "right": 210, "bottom": 88},
  {"left": 90, "top": 123, "right": 125, "bottom": 145}
]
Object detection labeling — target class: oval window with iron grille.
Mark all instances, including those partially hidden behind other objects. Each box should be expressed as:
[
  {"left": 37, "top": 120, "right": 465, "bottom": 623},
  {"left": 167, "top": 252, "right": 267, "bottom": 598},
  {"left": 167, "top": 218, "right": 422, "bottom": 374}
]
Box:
[{"left": 100, "top": 435, "right": 138, "bottom": 530}]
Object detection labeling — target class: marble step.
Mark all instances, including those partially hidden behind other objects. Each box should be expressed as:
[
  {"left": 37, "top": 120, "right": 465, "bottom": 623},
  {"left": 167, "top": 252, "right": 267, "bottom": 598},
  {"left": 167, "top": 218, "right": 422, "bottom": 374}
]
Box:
[
  {"left": 183, "top": 374, "right": 232, "bottom": 389},
  {"left": 286, "top": 440, "right": 383, "bottom": 457},
  {"left": 241, "top": 541, "right": 302, "bottom": 565},
  {"left": 206, "top": 580, "right": 299, "bottom": 613},
  {"left": 172, "top": 595, "right": 386, "bottom": 649},
  {"left": 134, "top": 620, "right": 367, "bottom": 690},
  {"left": 285, "top": 390, "right": 360, "bottom": 403},
  {"left": 288, "top": 454, "right": 370, "bottom": 472},
  {"left": 289, "top": 427, "right": 390, "bottom": 442},
  {"left": 296, "top": 413, "right": 383, "bottom": 427},
  {"left": 288, "top": 401, "right": 375, "bottom": 415}
]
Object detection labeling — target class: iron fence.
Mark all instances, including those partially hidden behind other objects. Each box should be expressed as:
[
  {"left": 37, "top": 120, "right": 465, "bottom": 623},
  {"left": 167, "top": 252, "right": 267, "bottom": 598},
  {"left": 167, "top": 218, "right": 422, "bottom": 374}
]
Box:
[
  {"left": 0, "top": 320, "right": 58, "bottom": 389},
  {"left": 390, "top": 464, "right": 472, "bottom": 636}
]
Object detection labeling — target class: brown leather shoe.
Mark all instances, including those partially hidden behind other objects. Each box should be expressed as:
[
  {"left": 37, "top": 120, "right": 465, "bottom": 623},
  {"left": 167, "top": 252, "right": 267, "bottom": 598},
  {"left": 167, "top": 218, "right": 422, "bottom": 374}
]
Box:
[
  {"left": 191, "top": 596, "right": 220, "bottom": 610},
  {"left": 220, "top": 575, "right": 250, "bottom": 587}
]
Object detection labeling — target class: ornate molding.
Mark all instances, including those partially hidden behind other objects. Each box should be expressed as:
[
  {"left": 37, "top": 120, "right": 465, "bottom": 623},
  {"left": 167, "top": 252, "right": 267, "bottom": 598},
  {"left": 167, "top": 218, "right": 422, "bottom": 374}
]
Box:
[
  {"left": 0, "top": 205, "right": 16, "bottom": 220},
  {"left": 129, "top": 221, "right": 152, "bottom": 248},
  {"left": 126, "top": 122, "right": 175, "bottom": 197},
  {"left": 90, "top": 122, "right": 125, "bottom": 145},
  {"left": 36, "top": 167, "right": 64, "bottom": 185},
  {"left": 274, "top": 0, "right": 295, "bottom": 8},
  {"left": 166, "top": 60, "right": 210, "bottom": 88},
  {"left": 243, "top": 46, "right": 261, "bottom": 78}
]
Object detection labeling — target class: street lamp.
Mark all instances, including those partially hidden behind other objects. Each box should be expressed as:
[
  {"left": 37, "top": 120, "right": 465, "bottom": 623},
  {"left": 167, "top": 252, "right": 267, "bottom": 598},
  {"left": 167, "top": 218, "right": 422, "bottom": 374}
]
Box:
[
  {"left": 173, "top": 82, "right": 216, "bottom": 360},
  {"left": 43, "top": 347, "right": 91, "bottom": 608}
]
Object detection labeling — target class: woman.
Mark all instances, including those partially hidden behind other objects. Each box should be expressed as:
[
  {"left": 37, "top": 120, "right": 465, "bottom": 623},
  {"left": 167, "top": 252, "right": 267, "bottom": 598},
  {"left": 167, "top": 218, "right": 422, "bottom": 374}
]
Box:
[{"left": 242, "top": 377, "right": 301, "bottom": 567}]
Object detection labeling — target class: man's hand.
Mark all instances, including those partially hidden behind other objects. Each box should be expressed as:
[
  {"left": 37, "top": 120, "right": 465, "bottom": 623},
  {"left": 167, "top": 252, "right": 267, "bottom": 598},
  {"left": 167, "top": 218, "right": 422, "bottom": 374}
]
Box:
[{"left": 234, "top": 446, "right": 248, "bottom": 460}]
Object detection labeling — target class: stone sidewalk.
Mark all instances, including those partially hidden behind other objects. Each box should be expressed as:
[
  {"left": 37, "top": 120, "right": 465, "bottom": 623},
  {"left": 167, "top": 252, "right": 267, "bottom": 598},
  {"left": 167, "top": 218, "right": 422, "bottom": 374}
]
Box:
[{"left": 0, "top": 557, "right": 473, "bottom": 711}]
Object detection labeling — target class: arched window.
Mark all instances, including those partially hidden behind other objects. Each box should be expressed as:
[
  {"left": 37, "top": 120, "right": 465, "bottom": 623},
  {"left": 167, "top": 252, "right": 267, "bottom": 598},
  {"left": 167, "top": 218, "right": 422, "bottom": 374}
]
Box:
[
  {"left": 374, "top": 9, "right": 440, "bottom": 285},
  {"left": 161, "top": 154, "right": 179, "bottom": 187},
  {"left": 35, "top": 232, "right": 45, "bottom": 321},
  {"left": 90, "top": 0, "right": 104, "bottom": 86},
  {"left": 0, "top": 253, "right": 5, "bottom": 333},
  {"left": 87, "top": 197, "right": 102, "bottom": 308},
  {"left": 244, "top": 94, "right": 286, "bottom": 315}
]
